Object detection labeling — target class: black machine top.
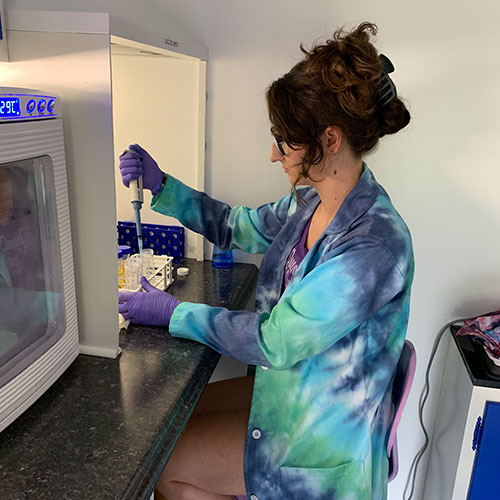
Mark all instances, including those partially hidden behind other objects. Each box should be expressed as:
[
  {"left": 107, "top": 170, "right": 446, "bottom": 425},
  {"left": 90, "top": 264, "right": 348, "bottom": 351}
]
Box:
[{"left": 451, "top": 324, "right": 500, "bottom": 388}]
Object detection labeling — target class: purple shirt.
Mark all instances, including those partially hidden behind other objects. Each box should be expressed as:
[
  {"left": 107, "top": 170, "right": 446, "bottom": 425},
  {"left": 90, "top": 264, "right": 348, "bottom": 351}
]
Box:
[{"left": 283, "top": 217, "right": 312, "bottom": 290}]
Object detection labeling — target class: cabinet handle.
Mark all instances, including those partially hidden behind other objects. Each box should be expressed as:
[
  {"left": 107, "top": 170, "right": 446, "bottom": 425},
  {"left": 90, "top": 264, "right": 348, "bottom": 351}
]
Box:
[{"left": 472, "top": 416, "right": 482, "bottom": 451}]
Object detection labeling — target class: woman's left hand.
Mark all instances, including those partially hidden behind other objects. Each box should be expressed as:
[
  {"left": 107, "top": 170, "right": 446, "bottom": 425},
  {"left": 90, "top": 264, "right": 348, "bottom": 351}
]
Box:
[{"left": 119, "top": 277, "right": 180, "bottom": 326}]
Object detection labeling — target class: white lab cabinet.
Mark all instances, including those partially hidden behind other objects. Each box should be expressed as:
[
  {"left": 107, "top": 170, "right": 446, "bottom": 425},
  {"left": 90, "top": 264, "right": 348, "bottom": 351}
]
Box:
[
  {"left": 0, "top": 1, "right": 207, "bottom": 358},
  {"left": 423, "top": 328, "right": 500, "bottom": 500}
]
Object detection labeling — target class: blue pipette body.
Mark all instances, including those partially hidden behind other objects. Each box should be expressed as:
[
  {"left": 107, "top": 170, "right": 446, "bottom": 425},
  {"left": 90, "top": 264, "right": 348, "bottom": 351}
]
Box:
[
  {"left": 123, "top": 148, "right": 144, "bottom": 257},
  {"left": 132, "top": 200, "right": 143, "bottom": 255}
]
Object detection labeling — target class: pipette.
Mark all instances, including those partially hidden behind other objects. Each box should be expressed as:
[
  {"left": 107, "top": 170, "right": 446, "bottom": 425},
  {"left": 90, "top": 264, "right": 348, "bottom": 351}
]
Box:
[
  {"left": 123, "top": 148, "right": 144, "bottom": 256},
  {"left": 130, "top": 176, "right": 143, "bottom": 255}
]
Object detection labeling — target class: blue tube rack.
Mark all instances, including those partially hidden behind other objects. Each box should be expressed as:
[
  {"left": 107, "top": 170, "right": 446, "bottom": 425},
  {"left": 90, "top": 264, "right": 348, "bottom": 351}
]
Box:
[{"left": 117, "top": 221, "right": 185, "bottom": 262}]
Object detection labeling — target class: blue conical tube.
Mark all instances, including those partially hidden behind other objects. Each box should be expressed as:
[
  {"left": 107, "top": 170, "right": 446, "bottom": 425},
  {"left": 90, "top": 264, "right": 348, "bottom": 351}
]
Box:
[{"left": 211, "top": 245, "right": 233, "bottom": 268}]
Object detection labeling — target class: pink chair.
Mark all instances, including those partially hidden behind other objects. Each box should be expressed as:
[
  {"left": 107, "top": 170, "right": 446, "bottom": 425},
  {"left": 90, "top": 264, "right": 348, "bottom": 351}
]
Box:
[
  {"left": 233, "top": 339, "right": 416, "bottom": 498},
  {"left": 387, "top": 339, "right": 417, "bottom": 482}
]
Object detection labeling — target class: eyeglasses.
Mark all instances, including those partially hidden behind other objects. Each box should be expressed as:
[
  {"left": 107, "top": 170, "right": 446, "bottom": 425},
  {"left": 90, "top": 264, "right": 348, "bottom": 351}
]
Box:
[
  {"left": 275, "top": 139, "right": 287, "bottom": 157},
  {"left": 271, "top": 129, "right": 287, "bottom": 157}
]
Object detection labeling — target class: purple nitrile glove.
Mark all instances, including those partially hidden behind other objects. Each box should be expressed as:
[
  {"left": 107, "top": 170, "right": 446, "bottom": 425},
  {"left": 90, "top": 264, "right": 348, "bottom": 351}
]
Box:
[
  {"left": 118, "top": 277, "right": 180, "bottom": 327},
  {"left": 118, "top": 143, "right": 164, "bottom": 194}
]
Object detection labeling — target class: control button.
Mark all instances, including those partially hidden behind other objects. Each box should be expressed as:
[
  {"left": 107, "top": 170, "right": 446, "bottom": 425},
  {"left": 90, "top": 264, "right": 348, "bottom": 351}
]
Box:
[
  {"left": 251, "top": 429, "right": 262, "bottom": 440},
  {"left": 37, "top": 99, "right": 46, "bottom": 113},
  {"left": 27, "top": 99, "right": 36, "bottom": 113},
  {"left": 47, "top": 99, "right": 56, "bottom": 112}
]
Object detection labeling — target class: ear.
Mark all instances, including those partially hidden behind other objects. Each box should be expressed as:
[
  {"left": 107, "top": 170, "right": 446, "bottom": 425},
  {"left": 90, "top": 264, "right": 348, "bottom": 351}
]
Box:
[{"left": 324, "top": 126, "right": 343, "bottom": 155}]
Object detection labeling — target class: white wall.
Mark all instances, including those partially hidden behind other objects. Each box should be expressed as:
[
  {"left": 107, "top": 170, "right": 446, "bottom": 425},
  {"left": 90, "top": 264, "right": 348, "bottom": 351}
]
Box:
[{"left": 150, "top": 1, "right": 500, "bottom": 498}]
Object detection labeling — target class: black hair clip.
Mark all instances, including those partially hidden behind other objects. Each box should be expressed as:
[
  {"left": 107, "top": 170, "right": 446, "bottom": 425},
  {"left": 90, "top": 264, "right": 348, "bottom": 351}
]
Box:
[{"left": 378, "top": 54, "right": 396, "bottom": 106}]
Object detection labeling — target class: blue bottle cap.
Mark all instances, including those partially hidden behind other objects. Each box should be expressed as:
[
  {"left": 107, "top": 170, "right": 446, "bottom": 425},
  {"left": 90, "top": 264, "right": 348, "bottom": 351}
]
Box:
[{"left": 118, "top": 245, "right": 131, "bottom": 256}]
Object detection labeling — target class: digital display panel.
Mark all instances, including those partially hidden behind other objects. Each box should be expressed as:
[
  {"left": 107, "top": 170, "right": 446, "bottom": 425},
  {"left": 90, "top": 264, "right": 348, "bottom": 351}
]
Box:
[{"left": 0, "top": 98, "right": 21, "bottom": 117}]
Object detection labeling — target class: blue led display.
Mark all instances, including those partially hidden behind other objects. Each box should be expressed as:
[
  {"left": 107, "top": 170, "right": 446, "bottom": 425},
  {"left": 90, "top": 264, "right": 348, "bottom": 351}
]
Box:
[{"left": 0, "top": 97, "right": 21, "bottom": 117}]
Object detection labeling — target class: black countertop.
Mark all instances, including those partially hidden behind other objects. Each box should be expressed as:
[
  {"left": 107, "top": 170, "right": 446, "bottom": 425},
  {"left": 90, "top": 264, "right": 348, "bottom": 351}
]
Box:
[{"left": 0, "top": 259, "right": 258, "bottom": 500}]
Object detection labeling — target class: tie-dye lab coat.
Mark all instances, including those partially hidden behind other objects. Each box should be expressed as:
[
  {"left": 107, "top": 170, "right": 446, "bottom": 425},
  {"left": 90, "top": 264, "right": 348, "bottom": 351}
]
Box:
[{"left": 151, "top": 165, "right": 414, "bottom": 500}]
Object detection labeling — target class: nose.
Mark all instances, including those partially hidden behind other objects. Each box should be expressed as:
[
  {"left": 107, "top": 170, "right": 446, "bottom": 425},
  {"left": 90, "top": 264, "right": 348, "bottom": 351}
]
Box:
[{"left": 270, "top": 142, "right": 283, "bottom": 163}]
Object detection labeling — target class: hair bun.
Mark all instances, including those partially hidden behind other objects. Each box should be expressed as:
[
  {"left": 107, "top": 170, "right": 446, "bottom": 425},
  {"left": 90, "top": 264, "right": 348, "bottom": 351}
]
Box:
[
  {"left": 266, "top": 21, "right": 411, "bottom": 163},
  {"left": 302, "top": 23, "right": 382, "bottom": 119},
  {"left": 379, "top": 97, "right": 411, "bottom": 138}
]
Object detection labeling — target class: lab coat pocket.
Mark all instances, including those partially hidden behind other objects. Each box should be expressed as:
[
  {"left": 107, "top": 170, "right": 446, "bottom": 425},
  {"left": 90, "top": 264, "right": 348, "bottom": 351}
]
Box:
[{"left": 279, "top": 460, "right": 369, "bottom": 500}]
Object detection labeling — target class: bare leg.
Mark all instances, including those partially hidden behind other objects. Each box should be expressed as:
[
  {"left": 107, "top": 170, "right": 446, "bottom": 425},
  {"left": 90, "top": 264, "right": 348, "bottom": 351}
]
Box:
[
  {"left": 155, "top": 375, "right": 254, "bottom": 500},
  {"left": 192, "top": 374, "right": 255, "bottom": 416}
]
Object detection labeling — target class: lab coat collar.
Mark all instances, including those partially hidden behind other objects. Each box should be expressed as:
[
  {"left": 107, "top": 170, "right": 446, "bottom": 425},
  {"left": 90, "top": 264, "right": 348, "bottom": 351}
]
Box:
[{"left": 323, "top": 163, "right": 379, "bottom": 235}]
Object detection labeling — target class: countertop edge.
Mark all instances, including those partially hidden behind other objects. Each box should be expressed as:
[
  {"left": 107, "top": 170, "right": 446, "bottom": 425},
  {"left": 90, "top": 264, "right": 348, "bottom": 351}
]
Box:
[
  {"left": 124, "top": 260, "right": 258, "bottom": 499},
  {"left": 123, "top": 346, "right": 220, "bottom": 499}
]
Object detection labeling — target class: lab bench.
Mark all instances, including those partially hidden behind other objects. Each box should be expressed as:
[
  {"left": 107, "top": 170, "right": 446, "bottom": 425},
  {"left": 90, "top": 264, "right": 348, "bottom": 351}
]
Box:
[{"left": 0, "top": 259, "right": 258, "bottom": 500}]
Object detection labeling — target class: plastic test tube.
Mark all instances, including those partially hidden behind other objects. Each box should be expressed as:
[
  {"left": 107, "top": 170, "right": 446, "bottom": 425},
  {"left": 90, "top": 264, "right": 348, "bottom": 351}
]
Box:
[
  {"left": 142, "top": 248, "right": 155, "bottom": 278},
  {"left": 118, "top": 245, "right": 131, "bottom": 288},
  {"left": 125, "top": 254, "right": 142, "bottom": 291},
  {"left": 118, "top": 247, "right": 124, "bottom": 288}
]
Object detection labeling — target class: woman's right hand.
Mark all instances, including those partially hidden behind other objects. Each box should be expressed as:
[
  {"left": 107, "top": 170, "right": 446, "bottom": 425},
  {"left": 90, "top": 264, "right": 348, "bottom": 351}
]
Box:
[{"left": 119, "top": 143, "right": 164, "bottom": 195}]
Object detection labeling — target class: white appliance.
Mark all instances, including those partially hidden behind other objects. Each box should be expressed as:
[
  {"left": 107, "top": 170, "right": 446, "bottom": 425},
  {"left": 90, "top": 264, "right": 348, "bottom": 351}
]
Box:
[
  {"left": 0, "top": 0, "right": 8, "bottom": 61},
  {"left": 0, "top": 87, "right": 79, "bottom": 433},
  {"left": 424, "top": 327, "right": 500, "bottom": 499},
  {"left": 0, "top": 3, "right": 207, "bottom": 358}
]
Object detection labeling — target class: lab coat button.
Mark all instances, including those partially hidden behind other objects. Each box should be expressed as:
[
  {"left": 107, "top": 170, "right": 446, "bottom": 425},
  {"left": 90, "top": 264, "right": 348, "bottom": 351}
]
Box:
[
  {"left": 261, "top": 366, "right": 269, "bottom": 370},
  {"left": 251, "top": 429, "right": 262, "bottom": 440},
  {"left": 250, "top": 495, "right": 258, "bottom": 500}
]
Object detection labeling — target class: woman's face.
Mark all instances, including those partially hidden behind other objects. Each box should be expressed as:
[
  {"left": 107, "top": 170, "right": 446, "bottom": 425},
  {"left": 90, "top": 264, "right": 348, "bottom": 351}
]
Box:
[{"left": 270, "top": 140, "right": 309, "bottom": 186}]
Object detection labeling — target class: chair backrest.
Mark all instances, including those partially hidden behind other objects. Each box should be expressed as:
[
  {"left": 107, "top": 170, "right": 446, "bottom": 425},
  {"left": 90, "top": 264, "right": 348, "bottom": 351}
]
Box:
[{"left": 387, "top": 339, "right": 417, "bottom": 482}]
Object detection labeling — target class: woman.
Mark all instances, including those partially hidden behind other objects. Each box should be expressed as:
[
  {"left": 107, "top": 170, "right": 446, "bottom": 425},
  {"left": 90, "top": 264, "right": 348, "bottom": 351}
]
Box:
[{"left": 119, "top": 22, "right": 413, "bottom": 500}]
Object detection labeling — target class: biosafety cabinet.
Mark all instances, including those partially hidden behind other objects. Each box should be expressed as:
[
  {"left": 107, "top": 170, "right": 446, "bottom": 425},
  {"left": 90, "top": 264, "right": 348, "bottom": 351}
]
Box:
[{"left": 0, "top": 1, "right": 207, "bottom": 358}]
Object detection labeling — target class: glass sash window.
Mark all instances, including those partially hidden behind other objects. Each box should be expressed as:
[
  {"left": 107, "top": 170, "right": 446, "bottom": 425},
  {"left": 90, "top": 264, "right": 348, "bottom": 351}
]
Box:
[{"left": 0, "top": 156, "right": 65, "bottom": 387}]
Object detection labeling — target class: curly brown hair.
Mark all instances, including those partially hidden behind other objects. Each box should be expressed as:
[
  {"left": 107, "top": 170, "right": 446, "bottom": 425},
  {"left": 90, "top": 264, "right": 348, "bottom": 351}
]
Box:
[{"left": 266, "top": 22, "right": 410, "bottom": 193}]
